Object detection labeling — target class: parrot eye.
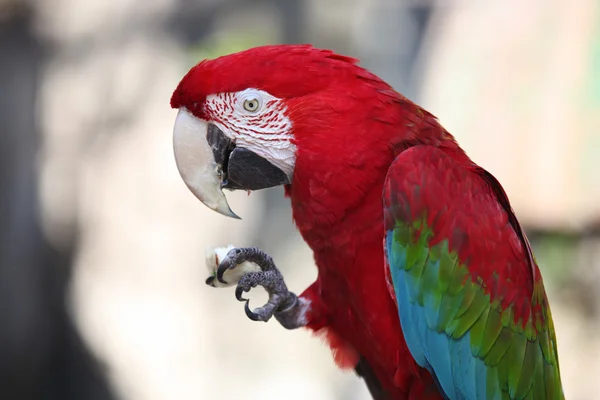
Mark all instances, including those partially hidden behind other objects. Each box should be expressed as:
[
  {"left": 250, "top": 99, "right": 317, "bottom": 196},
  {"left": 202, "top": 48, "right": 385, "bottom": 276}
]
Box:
[
  {"left": 243, "top": 98, "right": 260, "bottom": 112},
  {"left": 236, "top": 89, "right": 266, "bottom": 115}
]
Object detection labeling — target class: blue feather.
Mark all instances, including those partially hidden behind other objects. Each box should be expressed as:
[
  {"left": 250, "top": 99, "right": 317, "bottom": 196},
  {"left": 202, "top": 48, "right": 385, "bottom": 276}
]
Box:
[{"left": 386, "top": 230, "right": 495, "bottom": 400}]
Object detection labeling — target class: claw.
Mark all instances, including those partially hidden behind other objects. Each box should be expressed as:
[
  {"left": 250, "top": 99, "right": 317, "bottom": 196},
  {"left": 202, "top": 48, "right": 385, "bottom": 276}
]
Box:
[
  {"left": 216, "top": 260, "right": 231, "bottom": 284},
  {"left": 235, "top": 285, "right": 248, "bottom": 301},
  {"left": 244, "top": 300, "right": 261, "bottom": 321}
]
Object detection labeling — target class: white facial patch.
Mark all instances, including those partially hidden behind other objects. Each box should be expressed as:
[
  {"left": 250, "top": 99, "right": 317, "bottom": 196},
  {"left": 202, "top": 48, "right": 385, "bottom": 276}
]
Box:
[{"left": 204, "top": 89, "right": 296, "bottom": 179}]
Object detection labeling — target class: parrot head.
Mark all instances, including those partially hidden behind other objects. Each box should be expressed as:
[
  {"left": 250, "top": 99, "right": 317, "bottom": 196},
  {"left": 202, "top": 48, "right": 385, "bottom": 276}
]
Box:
[{"left": 170, "top": 44, "right": 416, "bottom": 218}]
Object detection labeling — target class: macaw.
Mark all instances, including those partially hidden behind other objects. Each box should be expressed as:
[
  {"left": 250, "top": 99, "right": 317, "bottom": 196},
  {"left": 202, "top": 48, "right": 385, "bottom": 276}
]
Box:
[{"left": 170, "top": 44, "right": 564, "bottom": 400}]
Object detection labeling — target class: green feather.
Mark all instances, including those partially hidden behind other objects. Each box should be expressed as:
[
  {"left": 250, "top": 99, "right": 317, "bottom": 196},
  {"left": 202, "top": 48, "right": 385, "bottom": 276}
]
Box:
[
  {"left": 506, "top": 331, "right": 527, "bottom": 397},
  {"left": 532, "top": 352, "right": 546, "bottom": 399},
  {"left": 538, "top": 327, "right": 553, "bottom": 363},
  {"left": 545, "top": 360, "right": 558, "bottom": 399},
  {"left": 445, "top": 280, "right": 477, "bottom": 336},
  {"left": 446, "top": 256, "right": 469, "bottom": 297},
  {"left": 437, "top": 241, "right": 457, "bottom": 294},
  {"left": 479, "top": 308, "right": 504, "bottom": 358},
  {"left": 486, "top": 365, "right": 501, "bottom": 400},
  {"left": 501, "top": 304, "right": 514, "bottom": 327},
  {"left": 393, "top": 223, "right": 410, "bottom": 252},
  {"left": 483, "top": 327, "right": 512, "bottom": 367},
  {"left": 451, "top": 289, "right": 489, "bottom": 339},
  {"left": 514, "top": 340, "right": 536, "bottom": 399},
  {"left": 388, "top": 216, "right": 563, "bottom": 399},
  {"left": 497, "top": 346, "right": 511, "bottom": 392},
  {"left": 436, "top": 288, "right": 465, "bottom": 332},
  {"left": 470, "top": 302, "right": 491, "bottom": 356}
]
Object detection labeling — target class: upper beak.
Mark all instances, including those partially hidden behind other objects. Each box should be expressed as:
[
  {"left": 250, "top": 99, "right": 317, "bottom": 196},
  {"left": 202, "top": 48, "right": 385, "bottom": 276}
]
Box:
[
  {"left": 173, "top": 108, "right": 239, "bottom": 218},
  {"left": 172, "top": 108, "right": 290, "bottom": 219}
]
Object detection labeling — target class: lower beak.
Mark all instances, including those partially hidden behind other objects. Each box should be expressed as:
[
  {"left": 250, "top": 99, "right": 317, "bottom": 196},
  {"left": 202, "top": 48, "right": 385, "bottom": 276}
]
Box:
[{"left": 172, "top": 109, "right": 290, "bottom": 219}]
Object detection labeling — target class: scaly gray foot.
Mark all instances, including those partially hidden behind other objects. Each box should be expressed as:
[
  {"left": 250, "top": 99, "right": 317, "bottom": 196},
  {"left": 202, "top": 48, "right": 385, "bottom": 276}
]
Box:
[{"left": 215, "top": 247, "right": 299, "bottom": 324}]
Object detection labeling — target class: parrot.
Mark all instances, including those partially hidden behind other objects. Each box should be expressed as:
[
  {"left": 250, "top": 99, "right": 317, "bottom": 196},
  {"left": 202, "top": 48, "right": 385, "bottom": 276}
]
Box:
[{"left": 170, "top": 44, "right": 564, "bottom": 400}]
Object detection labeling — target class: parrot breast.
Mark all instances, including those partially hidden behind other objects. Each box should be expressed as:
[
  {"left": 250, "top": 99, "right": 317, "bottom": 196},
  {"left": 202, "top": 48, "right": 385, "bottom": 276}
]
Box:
[{"left": 291, "top": 166, "right": 443, "bottom": 399}]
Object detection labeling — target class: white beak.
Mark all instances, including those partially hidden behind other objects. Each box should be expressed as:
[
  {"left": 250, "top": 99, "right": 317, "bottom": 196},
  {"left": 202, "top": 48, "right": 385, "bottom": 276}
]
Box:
[{"left": 172, "top": 108, "right": 239, "bottom": 218}]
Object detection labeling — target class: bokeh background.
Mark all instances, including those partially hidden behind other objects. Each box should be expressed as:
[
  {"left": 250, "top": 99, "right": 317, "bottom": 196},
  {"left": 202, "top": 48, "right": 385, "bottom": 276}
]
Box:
[{"left": 1, "top": 0, "right": 599, "bottom": 399}]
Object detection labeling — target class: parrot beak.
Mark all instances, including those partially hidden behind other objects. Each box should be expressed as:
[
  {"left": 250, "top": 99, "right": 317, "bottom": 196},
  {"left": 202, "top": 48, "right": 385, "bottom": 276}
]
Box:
[
  {"left": 173, "top": 108, "right": 290, "bottom": 219},
  {"left": 173, "top": 108, "right": 240, "bottom": 219}
]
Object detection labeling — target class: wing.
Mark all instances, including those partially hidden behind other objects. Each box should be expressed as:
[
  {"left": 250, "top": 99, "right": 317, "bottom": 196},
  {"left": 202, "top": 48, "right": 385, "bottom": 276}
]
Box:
[{"left": 383, "top": 145, "right": 563, "bottom": 400}]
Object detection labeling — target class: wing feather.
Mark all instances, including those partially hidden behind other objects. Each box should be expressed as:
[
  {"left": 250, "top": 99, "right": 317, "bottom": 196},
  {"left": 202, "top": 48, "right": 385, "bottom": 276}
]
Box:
[{"left": 383, "top": 145, "right": 563, "bottom": 400}]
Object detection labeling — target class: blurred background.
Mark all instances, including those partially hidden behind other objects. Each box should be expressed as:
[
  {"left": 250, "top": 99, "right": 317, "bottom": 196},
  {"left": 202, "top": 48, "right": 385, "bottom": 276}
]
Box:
[{"left": 1, "top": 0, "right": 599, "bottom": 399}]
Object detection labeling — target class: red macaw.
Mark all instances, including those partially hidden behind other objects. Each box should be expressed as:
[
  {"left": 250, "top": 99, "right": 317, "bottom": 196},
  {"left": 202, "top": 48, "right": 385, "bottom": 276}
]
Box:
[{"left": 170, "top": 44, "right": 564, "bottom": 400}]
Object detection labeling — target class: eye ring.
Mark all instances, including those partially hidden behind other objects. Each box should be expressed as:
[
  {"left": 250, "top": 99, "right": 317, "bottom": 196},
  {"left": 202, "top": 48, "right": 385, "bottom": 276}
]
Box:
[{"left": 243, "top": 98, "right": 260, "bottom": 113}]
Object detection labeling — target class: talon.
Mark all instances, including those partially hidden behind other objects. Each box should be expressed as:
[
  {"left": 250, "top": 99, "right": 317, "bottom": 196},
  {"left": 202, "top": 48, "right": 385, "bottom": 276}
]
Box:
[
  {"left": 244, "top": 300, "right": 261, "bottom": 321},
  {"left": 205, "top": 276, "right": 215, "bottom": 286},
  {"left": 216, "top": 260, "right": 231, "bottom": 284},
  {"left": 235, "top": 285, "right": 248, "bottom": 301}
]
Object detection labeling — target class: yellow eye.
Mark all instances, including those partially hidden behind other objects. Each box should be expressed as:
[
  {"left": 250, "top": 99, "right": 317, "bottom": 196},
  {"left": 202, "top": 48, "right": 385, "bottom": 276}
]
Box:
[{"left": 243, "top": 98, "right": 260, "bottom": 112}]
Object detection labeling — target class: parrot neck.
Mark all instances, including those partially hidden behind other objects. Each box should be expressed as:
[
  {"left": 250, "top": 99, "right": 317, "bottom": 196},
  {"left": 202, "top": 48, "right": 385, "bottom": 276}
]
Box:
[{"left": 289, "top": 169, "right": 387, "bottom": 253}]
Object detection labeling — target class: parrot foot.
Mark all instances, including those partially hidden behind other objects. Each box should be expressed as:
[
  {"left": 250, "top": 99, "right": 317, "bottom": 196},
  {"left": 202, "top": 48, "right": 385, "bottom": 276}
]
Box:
[{"left": 216, "top": 247, "right": 299, "bottom": 324}]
